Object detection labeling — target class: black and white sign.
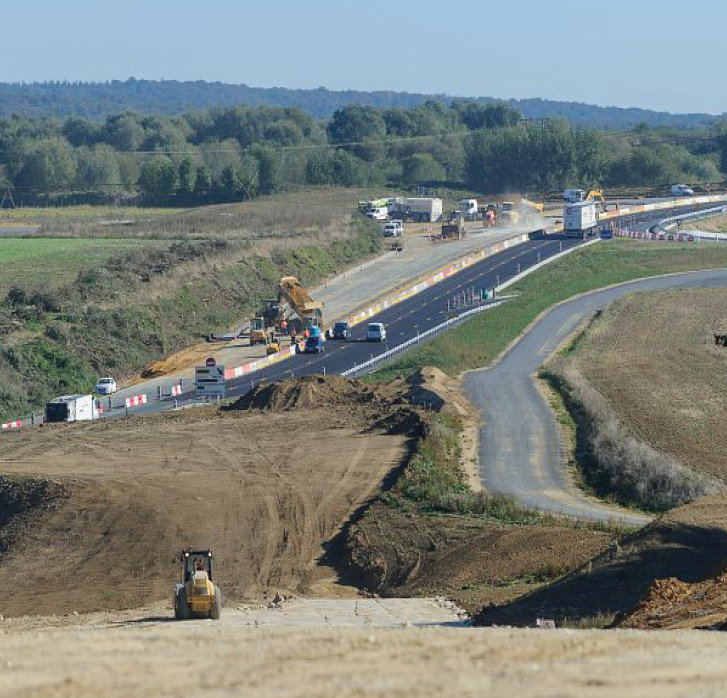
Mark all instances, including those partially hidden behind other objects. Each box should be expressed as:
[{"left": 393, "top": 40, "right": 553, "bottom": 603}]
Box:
[{"left": 195, "top": 364, "right": 226, "bottom": 398}]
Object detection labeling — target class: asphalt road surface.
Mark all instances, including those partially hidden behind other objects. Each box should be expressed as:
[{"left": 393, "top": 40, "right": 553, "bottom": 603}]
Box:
[
  {"left": 464, "top": 267, "right": 727, "bottom": 525},
  {"left": 118, "top": 234, "right": 585, "bottom": 418}
]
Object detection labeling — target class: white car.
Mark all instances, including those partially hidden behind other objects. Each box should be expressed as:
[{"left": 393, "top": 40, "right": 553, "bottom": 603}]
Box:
[
  {"left": 366, "top": 322, "right": 387, "bottom": 342},
  {"left": 95, "top": 376, "right": 117, "bottom": 395},
  {"left": 670, "top": 184, "right": 694, "bottom": 197},
  {"left": 382, "top": 221, "right": 402, "bottom": 237}
]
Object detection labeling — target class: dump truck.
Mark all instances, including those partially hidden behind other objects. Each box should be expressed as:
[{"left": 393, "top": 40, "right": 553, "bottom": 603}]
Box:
[
  {"left": 278, "top": 276, "right": 324, "bottom": 333},
  {"left": 174, "top": 549, "right": 222, "bottom": 620}
]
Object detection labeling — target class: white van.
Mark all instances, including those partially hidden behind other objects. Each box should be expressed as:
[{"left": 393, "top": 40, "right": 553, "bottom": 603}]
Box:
[
  {"left": 45, "top": 394, "right": 99, "bottom": 423},
  {"left": 670, "top": 184, "right": 694, "bottom": 197},
  {"left": 366, "top": 322, "right": 387, "bottom": 342},
  {"left": 365, "top": 206, "right": 388, "bottom": 221}
]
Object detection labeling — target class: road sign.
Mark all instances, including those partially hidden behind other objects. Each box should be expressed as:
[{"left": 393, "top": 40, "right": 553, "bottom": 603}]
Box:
[
  {"left": 205, "top": 357, "right": 216, "bottom": 367},
  {"left": 195, "top": 364, "right": 226, "bottom": 398}
]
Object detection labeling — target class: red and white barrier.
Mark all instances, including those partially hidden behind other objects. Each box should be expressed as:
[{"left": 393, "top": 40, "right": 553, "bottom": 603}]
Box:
[
  {"left": 170, "top": 384, "right": 182, "bottom": 397},
  {"left": 1, "top": 420, "right": 21, "bottom": 430},
  {"left": 125, "top": 394, "right": 148, "bottom": 408}
]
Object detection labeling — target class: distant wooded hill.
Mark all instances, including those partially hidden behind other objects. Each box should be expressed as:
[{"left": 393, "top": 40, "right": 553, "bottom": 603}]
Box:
[{"left": 0, "top": 79, "right": 720, "bottom": 130}]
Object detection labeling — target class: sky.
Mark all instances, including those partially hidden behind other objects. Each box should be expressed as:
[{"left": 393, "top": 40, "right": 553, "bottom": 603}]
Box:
[{"left": 2, "top": 0, "right": 726, "bottom": 114}]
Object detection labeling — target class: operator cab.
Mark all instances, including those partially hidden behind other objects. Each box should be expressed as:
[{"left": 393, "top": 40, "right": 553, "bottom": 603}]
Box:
[{"left": 183, "top": 549, "right": 213, "bottom": 583}]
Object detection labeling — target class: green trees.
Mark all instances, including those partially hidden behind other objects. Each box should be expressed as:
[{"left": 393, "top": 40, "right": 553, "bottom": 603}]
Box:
[
  {"left": 13, "top": 137, "right": 77, "bottom": 191},
  {"left": 0, "top": 100, "right": 722, "bottom": 205},
  {"left": 138, "top": 155, "right": 177, "bottom": 202}
]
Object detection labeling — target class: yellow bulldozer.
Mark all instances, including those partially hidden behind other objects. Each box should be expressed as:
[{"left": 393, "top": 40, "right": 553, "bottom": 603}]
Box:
[{"left": 173, "top": 549, "right": 222, "bottom": 620}]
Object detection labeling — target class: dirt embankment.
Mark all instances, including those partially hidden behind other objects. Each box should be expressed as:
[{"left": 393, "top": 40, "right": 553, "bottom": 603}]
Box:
[
  {"left": 0, "top": 376, "right": 417, "bottom": 617},
  {"left": 339, "top": 368, "right": 615, "bottom": 612},
  {"left": 475, "top": 493, "right": 727, "bottom": 627}
]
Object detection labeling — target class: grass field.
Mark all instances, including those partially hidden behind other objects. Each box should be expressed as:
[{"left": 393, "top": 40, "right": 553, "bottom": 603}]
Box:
[
  {"left": 561, "top": 286, "right": 727, "bottom": 482},
  {"left": 0, "top": 238, "right": 167, "bottom": 293},
  {"left": 2, "top": 187, "right": 389, "bottom": 240},
  {"left": 0, "top": 205, "right": 184, "bottom": 222},
  {"left": 371, "top": 239, "right": 727, "bottom": 381}
]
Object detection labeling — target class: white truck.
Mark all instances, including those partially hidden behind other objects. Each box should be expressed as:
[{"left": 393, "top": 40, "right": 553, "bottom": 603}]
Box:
[
  {"left": 390, "top": 197, "right": 443, "bottom": 222},
  {"left": 563, "top": 201, "right": 598, "bottom": 238},
  {"left": 458, "top": 199, "right": 478, "bottom": 220},
  {"left": 45, "top": 394, "right": 99, "bottom": 423}
]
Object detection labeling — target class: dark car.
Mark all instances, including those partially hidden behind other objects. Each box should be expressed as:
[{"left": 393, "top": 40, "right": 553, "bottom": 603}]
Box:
[
  {"left": 329, "top": 321, "right": 351, "bottom": 341},
  {"left": 304, "top": 334, "right": 325, "bottom": 354}
]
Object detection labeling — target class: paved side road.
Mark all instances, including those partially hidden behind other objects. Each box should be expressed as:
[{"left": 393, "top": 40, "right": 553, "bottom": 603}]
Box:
[{"left": 465, "top": 268, "right": 727, "bottom": 525}]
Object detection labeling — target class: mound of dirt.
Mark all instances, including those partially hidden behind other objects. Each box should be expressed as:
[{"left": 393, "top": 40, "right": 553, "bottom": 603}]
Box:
[
  {"left": 614, "top": 571, "right": 727, "bottom": 630},
  {"left": 475, "top": 493, "right": 727, "bottom": 627},
  {"left": 227, "top": 375, "right": 406, "bottom": 412}
]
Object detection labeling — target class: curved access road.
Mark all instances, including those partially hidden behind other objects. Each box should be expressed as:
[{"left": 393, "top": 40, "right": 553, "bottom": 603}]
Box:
[{"left": 464, "top": 268, "right": 727, "bottom": 526}]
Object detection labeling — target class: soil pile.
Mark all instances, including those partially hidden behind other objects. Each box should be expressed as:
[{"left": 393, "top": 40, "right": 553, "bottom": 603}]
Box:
[
  {"left": 615, "top": 572, "right": 727, "bottom": 630},
  {"left": 227, "top": 374, "right": 406, "bottom": 412}
]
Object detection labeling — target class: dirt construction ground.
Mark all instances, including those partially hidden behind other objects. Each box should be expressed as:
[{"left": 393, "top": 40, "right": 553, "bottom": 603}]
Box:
[
  {"left": 0, "top": 378, "right": 414, "bottom": 617},
  {"left": 4, "top": 609, "right": 727, "bottom": 697}
]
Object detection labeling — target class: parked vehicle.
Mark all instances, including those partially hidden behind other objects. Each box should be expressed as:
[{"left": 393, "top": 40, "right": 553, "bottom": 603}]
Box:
[
  {"left": 94, "top": 376, "right": 117, "bottom": 395},
  {"left": 366, "top": 322, "right": 387, "bottom": 342},
  {"left": 364, "top": 206, "right": 388, "bottom": 221},
  {"left": 45, "top": 394, "right": 99, "bottom": 423},
  {"left": 563, "top": 188, "right": 586, "bottom": 203},
  {"left": 329, "top": 322, "right": 351, "bottom": 340},
  {"left": 671, "top": 184, "right": 695, "bottom": 197},
  {"left": 382, "top": 221, "right": 402, "bottom": 237},
  {"left": 304, "top": 334, "right": 325, "bottom": 354},
  {"left": 563, "top": 201, "right": 598, "bottom": 238}
]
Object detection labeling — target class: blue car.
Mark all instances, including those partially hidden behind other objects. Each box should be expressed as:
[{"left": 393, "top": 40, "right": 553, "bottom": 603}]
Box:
[{"left": 304, "top": 334, "right": 325, "bottom": 354}]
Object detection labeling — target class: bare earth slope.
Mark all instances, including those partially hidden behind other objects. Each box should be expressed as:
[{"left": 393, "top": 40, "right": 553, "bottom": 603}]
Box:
[
  {"left": 476, "top": 493, "right": 727, "bottom": 627},
  {"left": 0, "top": 377, "right": 412, "bottom": 617}
]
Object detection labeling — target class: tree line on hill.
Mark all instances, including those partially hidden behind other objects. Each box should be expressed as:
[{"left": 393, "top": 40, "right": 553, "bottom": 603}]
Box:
[
  {"left": 0, "top": 79, "right": 721, "bottom": 129},
  {"left": 0, "top": 100, "right": 725, "bottom": 206}
]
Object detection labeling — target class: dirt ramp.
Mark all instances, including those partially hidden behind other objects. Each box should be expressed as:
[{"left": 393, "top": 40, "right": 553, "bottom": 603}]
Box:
[{"left": 0, "top": 407, "right": 410, "bottom": 617}]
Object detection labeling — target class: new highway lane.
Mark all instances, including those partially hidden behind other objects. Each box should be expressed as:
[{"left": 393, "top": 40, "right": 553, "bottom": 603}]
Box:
[
  {"left": 123, "top": 200, "right": 713, "bottom": 419},
  {"left": 122, "top": 234, "right": 585, "bottom": 416}
]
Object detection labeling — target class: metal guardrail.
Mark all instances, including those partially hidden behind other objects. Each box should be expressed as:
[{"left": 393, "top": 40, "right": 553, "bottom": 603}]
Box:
[
  {"left": 341, "top": 299, "right": 508, "bottom": 378},
  {"left": 653, "top": 205, "right": 727, "bottom": 234}
]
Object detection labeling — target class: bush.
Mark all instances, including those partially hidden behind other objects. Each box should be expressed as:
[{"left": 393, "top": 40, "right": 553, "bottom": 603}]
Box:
[{"left": 544, "top": 362, "right": 719, "bottom": 511}]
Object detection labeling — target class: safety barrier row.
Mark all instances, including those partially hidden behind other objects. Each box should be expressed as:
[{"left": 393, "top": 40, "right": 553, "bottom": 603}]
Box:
[
  {"left": 170, "top": 384, "right": 183, "bottom": 397},
  {"left": 615, "top": 229, "right": 699, "bottom": 243},
  {"left": 124, "top": 394, "right": 147, "bottom": 408},
  {"left": 1, "top": 420, "right": 21, "bottom": 430}
]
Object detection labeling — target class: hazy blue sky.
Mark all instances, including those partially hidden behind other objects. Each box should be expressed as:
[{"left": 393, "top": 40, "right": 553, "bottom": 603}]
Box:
[{"left": 3, "top": 0, "right": 726, "bottom": 113}]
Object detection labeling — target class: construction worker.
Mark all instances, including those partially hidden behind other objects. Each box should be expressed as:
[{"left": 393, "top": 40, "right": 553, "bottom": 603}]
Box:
[
  {"left": 194, "top": 557, "right": 205, "bottom": 572},
  {"left": 290, "top": 328, "right": 297, "bottom": 345},
  {"left": 281, "top": 318, "right": 288, "bottom": 335}
]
